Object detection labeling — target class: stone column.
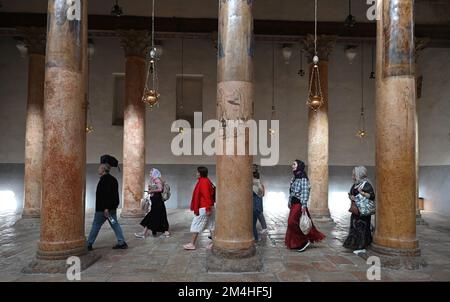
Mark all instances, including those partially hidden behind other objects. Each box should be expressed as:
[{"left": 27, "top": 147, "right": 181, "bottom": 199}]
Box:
[
  {"left": 119, "top": 30, "right": 149, "bottom": 218},
  {"left": 370, "top": 0, "right": 423, "bottom": 269},
  {"left": 414, "top": 38, "right": 429, "bottom": 225},
  {"left": 302, "top": 35, "right": 336, "bottom": 221},
  {"left": 24, "top": 0, "right": 98, "bottom": 273},
  {"left": 19, "top": 27, "right": 46, "bottom": 219},
  {"left": 207, "top": 0, "right": 260, "bottom": 272}
]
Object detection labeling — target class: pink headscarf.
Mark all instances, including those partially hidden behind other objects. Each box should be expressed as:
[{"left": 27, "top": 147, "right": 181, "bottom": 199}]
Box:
[{"left": 150, "top": 168, "right": 161, "bottom": 180}]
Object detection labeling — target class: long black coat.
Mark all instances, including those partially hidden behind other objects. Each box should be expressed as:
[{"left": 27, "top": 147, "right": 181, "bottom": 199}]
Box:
[{"left": 95, "top": 173, "right": 120, "bottom": 211}]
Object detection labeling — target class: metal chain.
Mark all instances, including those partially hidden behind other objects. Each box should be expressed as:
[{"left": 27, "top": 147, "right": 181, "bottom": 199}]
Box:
[
  {"left": 151, "top": 0, "right": 155, "bottom": 49},
  {"left": 360, "top": 42, "right": 365, "bottom": 129},
  {"left": 314, "top": 0, "right": 317, "bottom": 56},
  {"left": 272, "top": 41, "right": 275, "bottom": 111},
  {"left": 180, "top": 37, "right": 184, "bottom": 112}
]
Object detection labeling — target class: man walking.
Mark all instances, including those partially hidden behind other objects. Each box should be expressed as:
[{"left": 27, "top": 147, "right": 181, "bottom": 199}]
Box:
[{"left": 87, "top": 163, "right": 128, "bottom": 250}]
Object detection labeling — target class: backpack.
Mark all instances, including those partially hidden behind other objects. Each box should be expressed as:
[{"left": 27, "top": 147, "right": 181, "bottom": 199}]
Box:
[
  {"left": 161, "top": 179, "right": 171, "bottom": 202},
  {"left": 211, "top": 182, "right": 216, "bottom": 203}
]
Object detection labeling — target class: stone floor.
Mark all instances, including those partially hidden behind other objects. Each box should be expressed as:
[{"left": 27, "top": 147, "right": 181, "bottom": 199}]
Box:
[{"left": 1, "top": 206, "right": 450, "bottom": 282}]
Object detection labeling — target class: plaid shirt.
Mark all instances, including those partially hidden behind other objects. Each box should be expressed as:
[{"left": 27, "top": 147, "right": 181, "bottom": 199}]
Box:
[{"left": 289, "top": 177, "right": 310, "bottom": 207}]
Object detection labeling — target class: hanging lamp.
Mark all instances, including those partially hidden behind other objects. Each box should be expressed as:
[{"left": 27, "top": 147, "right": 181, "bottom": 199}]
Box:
[
  {"left": 142, "top": 0, "right": 160, "bottom": 109},
  {"left": 298, "top": 48, "right": 305, "bottom": 77},
  {"left": 357, "top": 43, "right": 367, "bottom": 139},
  {"left": 369, "top": 42, "right": 375, "bottom": 79},
  {"left": 177, "top": 37, "right": 185, "bottom": 133},
  {"left": 85, "top": 101, "right": 94, "bottom": 134},
  {"left": 269, "top": 42, "right": 277, "bottom": 135},
  {"left": 344, "top": 0, "right": 356, "bottom": 28},
  {"left": 306, "top": 0, "right": 324, "bottom": 112},
  {"left": 111, "top": 0, "right": 124, "bottom": 17}
]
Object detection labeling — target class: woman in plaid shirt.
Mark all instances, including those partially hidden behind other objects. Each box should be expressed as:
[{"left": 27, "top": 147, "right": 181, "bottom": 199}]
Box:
[{"left": 285, "top": 160, "right": 325, "bottom": 252}]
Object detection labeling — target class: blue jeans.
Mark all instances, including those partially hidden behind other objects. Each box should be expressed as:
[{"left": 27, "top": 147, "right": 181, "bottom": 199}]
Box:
[
  {"left": 87, "top": 210, "right": 125, "bottom": 246},
  {"left": 253, "top": 210, "right": 261, "bottom": 241}
]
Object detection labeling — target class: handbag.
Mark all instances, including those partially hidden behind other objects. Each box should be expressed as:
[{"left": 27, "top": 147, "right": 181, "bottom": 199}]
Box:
[
  {"left": 349, "top": 201, "right": 359, "bottom": 215},
  {"left": 354, "top": 181, "right": 376, "bottom": 216},
  {"left": 140, "top": 193, "right": 151, "bottom": 213},
  {"left": 299, "top": 212, "right": 312, "bottom": 235}
]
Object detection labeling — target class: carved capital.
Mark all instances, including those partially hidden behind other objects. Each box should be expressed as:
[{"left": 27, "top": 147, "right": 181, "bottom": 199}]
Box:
[
  {"left": 118, "top": 30, "right": 150, "bottom": 58},
  {"left": 301, "top": 34, "right": 337, "bottom": 63},
  {"left": 17, "top": 27, "right": 46, "bottom": 55},
  {"left": 414, "top": 37, "right": 430, "bottom": 63}
]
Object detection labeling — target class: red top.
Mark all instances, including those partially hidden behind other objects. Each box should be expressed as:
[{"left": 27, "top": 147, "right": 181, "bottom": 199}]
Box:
[{"left": 190, "top": 177, "right": 214, "bottom": 215}]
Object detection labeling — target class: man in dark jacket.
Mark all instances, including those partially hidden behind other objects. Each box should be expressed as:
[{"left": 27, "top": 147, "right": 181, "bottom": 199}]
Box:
[{"left": 87, "top": 163, "right": 128, "bottom": 250}]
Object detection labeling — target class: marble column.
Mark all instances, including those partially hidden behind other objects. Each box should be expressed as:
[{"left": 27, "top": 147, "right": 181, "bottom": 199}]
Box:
[
  {"left": 19, "top": 27, "right": 46, "bottom": 219},
  {"left": 119, "top": 30, "right": 149, "bottom": 218},
  {"left": 302, "top": 35, "right": 336, "bottom": 221},
  {"left": 24, "top": 0, "right": 99, "bottom": 273},
  {"left": 371, "top": 0, "right": 423, "bottom": 269},
  {"left": 208, "top": 0, "right": 260, "bottom": 272},
  {"left": 414, "top": 38, "right": 429, "bottom": 225}
]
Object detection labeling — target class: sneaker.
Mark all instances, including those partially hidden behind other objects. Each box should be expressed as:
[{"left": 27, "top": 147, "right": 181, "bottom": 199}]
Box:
[
  {"left": 134, "top": 232, "right": 145, "bottom": 239},
  {"left": 87, "top": 245, "right": 93, "bottom": 251},
  {"left": 163, "top": 231, "right": 170, "bottom": 238},
  {"left": 260, "top": 229, "right": 268, "bottom": 234},
  {"left": 113, "top": 242, "right": 128, "bottom": 249},
  {"left": 296, "top": 241, "right": 310, "bottom": 252},
  {"left": 183, "top": 243, "right": 196, "bottom": 250},
  {"left": 353, "top": 249, "right": 366, "bottom": 255}
]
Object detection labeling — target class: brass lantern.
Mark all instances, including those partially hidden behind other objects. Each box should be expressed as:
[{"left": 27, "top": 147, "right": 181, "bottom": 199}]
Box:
[
  {"left": 142, "top": 87, "right": 160, "bottom": 108},
  {"left": 142, "top": 0, "right": 161, "bottom": 109},
  {"left": 307, "top": 55, "right": 324, "bottom": 111}
]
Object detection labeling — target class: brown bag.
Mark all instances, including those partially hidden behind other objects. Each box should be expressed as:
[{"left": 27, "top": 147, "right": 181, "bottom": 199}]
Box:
[{"left": 349, "top": 201, "right": 359, "bottom": 215}]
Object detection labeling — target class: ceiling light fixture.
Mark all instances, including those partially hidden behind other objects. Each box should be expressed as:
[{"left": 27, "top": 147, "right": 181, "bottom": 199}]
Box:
[
  {"left": 281, "top": 43, "right": 293, "bottom": 65},
  {"left": 111, "top": 0, "right": 123, "bottom": 17},
  {"left": 357, "top": 43, "right": 367, "bottom": 139},
  {"left": 345, "top": 45, "right": 358, "bottom": 64},
  {"left": 142, "top": 0, "right": 160, "bottom": 109},
  {"left": 344, "top": 0, "right": 356, "bottom": 28},
  {"left": 306, "top": 0, "right": 324, "bottom": 112}
]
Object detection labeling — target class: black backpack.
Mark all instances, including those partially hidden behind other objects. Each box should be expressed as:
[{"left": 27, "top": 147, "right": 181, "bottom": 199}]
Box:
[{"left": 211, "top": 182, "right": 216, "bottom": 203}]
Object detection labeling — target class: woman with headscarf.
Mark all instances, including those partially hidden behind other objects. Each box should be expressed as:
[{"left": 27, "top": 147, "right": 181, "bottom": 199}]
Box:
[
  {"left": 343, "top": 166, "right": 375, "bottom": 254},
  {"left": 285, "top": 160, "right": 325, "bottom": 252},
  {"left": 134, "top": 168, "right": 170, "bottom": 238}
]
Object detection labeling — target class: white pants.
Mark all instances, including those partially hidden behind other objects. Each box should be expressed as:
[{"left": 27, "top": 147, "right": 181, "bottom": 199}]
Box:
[{"left": 190, "top": 207, "right": 215, "bottom": 233}]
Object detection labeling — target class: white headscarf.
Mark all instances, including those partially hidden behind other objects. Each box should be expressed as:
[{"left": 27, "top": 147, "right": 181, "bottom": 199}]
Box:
[{"left": 353, "top": 166, "right": 368, "bottom": 184}]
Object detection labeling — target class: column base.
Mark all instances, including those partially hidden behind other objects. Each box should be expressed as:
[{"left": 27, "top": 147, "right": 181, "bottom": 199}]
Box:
[
  {"left": 21, "top": 208, "right": 40, "bottom": 219},
  {"left": 22, "top": 251, "right": 100, "bottom": 274},
  {"left": 14, "top": 217, "right": 40, "bottom": 228},
  {"left": 120, "top": 208, "right": 145, "bottom": 219},
  {"left": 206, "top": 245, "right": 262, "bottom": 273},
  {"left": 309, "top": 209, "right": 333, "bottom": 222},
  {"left": 416, "top": 213, "right": 428, "bottom": 225},
  {"left": 360, "top": 243, "right": 426, "bottom": 270}
]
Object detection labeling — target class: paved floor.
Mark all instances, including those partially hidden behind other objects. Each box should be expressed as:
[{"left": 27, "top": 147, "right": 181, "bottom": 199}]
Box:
[{"left": 1, "top": 206, "right": 450, "bottom": 282}]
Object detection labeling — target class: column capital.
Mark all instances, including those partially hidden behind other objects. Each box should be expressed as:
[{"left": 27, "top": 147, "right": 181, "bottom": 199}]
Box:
[
  {"left": 118, "top": 30, "right": 150, "bottom": 58},
  {"left": 415, "top": 37, "right": 430, "bottom": 62},
  {"left": 301, "top": 34, "right": 337, "bottom": 63},
  {"left": 17, "top": 27, "right": 46, "bottom": 55}
]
